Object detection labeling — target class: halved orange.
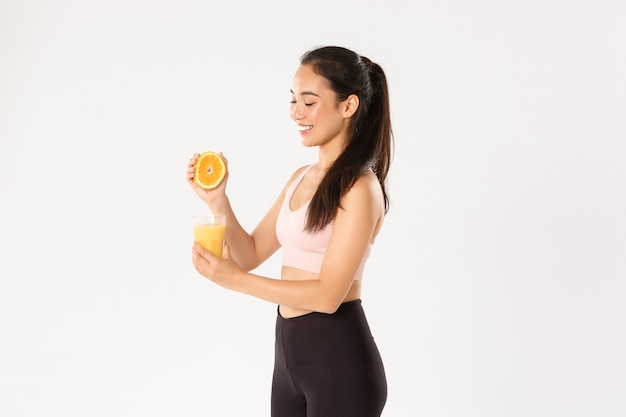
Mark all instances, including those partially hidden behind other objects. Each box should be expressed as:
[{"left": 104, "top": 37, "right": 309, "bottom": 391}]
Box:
[{"left": 194, "top": 151, "right": 226, "bottom": 190}]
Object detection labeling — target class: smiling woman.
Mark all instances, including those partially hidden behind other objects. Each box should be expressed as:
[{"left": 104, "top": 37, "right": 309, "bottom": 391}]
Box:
[{"left": 186, "top": 45, "right": 393, "bottom": 417}]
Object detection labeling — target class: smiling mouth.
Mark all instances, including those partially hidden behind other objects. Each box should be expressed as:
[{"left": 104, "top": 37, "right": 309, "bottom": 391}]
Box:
[{"left": 298, "top": 125, "right": 313, "bottom": 131}]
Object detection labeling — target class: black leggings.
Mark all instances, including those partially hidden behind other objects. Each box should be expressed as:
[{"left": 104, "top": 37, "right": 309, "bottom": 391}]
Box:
[{"left": 271, "top": 300, "right": 387, "bottom": 417}]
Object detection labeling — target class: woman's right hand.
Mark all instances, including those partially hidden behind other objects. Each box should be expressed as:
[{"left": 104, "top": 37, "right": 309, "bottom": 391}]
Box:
[{"left": 186, "top": 152, "right": 230, "bottom": 206}]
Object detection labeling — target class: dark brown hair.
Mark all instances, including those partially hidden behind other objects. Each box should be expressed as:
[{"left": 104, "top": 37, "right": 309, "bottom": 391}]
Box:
[{"left": 300, "top": 46, "right": 393, "bottom": 231}]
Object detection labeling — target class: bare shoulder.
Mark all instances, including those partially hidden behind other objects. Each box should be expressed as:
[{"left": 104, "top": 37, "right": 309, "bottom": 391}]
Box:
[
  {"left": 348, "top": 170, "right": 383, "bottom": 199},
  {"left": 342, "top": 170, "right": 384, "bottom": 212},
  {"left": 279, "top": 165, "right": 310, "bottom": 192},
  {"left": 289, "top": 165, "right": 310, "bottom": 182}
]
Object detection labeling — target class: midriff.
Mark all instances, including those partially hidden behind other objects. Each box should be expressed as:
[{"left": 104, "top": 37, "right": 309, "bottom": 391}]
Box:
[{"left": 278, "top": 266, "right": 362, "bottom": 318}]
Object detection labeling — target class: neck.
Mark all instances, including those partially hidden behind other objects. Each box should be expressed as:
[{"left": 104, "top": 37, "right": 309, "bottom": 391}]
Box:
[{"left": 317, "top": 134, "right": 347, "bottom": 171}]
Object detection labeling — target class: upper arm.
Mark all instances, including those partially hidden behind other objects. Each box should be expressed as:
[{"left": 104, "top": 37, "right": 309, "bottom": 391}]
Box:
[{"left": 318, "top": 172, "right": 385, "bottom": 303}]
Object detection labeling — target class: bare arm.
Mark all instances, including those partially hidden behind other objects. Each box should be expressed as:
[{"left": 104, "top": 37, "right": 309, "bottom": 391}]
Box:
[
  {"left": 187, "top": 154, "right": 305, "bottom": 271},
  {"left": 207, "top": 192, "right": 281, "bottom": 272},
  {"left": 191, "top": 172, "right": 385, "bottom": 313}
]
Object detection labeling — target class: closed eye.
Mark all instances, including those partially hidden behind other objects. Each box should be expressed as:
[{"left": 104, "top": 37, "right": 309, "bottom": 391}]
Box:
[{"left": 289, "top": 100, "right": 315, "bottom": 106}]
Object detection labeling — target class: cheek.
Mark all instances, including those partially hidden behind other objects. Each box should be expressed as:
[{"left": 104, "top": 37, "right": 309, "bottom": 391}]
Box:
[{"left": 309, "top": 106, "right": 324, "bottom": 121}]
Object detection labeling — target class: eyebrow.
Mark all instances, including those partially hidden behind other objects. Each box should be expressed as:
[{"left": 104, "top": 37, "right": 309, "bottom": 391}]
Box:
[{"left": 289, "top": 89, "right": 320, "bottom": 97}]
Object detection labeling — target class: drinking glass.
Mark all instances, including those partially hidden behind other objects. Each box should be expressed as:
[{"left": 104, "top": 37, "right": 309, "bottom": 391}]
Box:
[{"left": 192, "top": 215, "right": 226, "bottom": 257}]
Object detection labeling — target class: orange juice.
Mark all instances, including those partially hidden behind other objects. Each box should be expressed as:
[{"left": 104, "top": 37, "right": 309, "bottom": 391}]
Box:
[{"left": 193, "top": 222, "right": 226, "bottom": 256}]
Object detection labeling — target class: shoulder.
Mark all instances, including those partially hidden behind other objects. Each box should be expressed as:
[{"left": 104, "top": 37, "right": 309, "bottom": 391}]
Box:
[
  {"left": 290, "top": 165, "right": 310, "bottom": 181},
  {"left": 279, "top": 164, "right": 310, "bottom": 193},
  {"left": 341, "top": 170, "right": 384, "bottom": 212},
  {"left": 351, "top": 170, "right": 383, "bottom": 198}
]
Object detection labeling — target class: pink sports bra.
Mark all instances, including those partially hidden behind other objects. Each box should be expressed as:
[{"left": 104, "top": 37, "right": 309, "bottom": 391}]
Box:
[{"left": 275, "top": 165, "right": 371, "bottom": 280}]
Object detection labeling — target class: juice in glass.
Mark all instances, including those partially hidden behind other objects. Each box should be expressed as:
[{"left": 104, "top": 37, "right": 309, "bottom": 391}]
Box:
[{"left": 192, "top": 216, "right": 226, "bottom": 256}]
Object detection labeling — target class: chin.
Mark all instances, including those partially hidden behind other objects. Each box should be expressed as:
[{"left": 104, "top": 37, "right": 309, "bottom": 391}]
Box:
[{"left": 300, "top": 138, "right": 318, "bottom": 148}]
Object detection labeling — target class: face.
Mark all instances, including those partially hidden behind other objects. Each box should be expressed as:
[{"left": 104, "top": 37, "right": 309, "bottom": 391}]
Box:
[{"left": 290, "top": 64, "right": 355, "bottom": 149}]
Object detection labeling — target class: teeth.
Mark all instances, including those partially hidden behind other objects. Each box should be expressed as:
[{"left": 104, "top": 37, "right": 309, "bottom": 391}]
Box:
[{"left": 298, "top": 125, "right": 313, "bottom": 131}]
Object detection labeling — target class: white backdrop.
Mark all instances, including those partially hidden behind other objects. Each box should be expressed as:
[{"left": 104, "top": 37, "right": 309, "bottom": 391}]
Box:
[{"left": 1, "top": 1, "right": 625, "bottom": 416}]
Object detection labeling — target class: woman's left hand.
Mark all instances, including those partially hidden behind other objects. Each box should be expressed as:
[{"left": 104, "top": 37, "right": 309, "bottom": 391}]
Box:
[{"left": 191, "top": 241, "right": 244, "bottom": 290}]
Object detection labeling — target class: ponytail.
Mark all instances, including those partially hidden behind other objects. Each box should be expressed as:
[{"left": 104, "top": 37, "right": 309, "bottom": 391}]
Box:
[
  {"left": 300, "top": 46, "right": 394, "bottom": 232},
  {"left": 361, "top": 57, "right": 392, "bottom": 213}
]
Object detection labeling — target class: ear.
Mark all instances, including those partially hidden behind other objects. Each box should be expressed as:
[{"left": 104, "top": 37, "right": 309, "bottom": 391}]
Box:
[{"left": 342, "top": 94, "right": 359, "bottom": 119}]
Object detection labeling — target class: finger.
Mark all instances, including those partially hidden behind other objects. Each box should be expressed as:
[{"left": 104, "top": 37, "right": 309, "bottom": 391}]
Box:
[
  {"left": 187, "top": 156, "right": 198, "bottom": 179},
  {"left": 188, "top": 155, "right": 199, "bottom": 168},
  {"left": 192, "top": 246, "right": 211, "bottom": 276},
  {"left": 191, "top": 247, "right": 202, "bottom": 270},
  {"left": 193, "top": 241, "right": 214, "bottom": 262},
  {"left": 191, "top": 245, "right": 203, "bottom": 263}
]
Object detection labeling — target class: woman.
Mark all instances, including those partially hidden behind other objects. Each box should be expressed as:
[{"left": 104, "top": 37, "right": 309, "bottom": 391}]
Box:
[{"left": 187, "top": 45, "right": 393, "bottom": 417}]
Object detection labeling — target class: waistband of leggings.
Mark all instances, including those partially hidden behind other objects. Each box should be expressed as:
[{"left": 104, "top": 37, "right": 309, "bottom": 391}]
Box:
[
  {"left": 275, "top": 299, "right": 373, "bottom": 369},
  {"left": 276, "top": 299, "right": 362, "bottom": 322}
]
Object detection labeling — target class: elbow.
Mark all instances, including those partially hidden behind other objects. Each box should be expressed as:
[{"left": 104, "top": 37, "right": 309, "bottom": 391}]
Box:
[
  {"left": 237, "top": 259, "right": 252, "bottom": 272},
  {"left": 316, "top": 297, "right": 344, "bottom": 315},
  {"left": 240, "top": 262, "right": 259, "bottom": 273},
  {"left": 317, "top": 306, "right": 337, "bottom": 315},
  {"left": 314, "top": 280, "right": 353, "bottom": 314}
]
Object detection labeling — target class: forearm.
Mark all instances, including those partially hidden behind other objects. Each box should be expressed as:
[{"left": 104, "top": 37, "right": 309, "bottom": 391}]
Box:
[
  {"left": 207, "top": 195, "right": 259, "bottom": 270},
  {"left": 232, "top": 273, "right": 341, "bottom": 314}
]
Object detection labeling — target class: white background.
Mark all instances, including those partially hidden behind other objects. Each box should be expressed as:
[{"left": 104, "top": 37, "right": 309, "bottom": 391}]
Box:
[{"left": 1, "top": 1, "right": 625, "bottom": 416}]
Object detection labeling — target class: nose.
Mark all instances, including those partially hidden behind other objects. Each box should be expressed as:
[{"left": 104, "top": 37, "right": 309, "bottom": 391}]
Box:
[{"left": 291, "top": 101, "right": 303, "bottom": 121}]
